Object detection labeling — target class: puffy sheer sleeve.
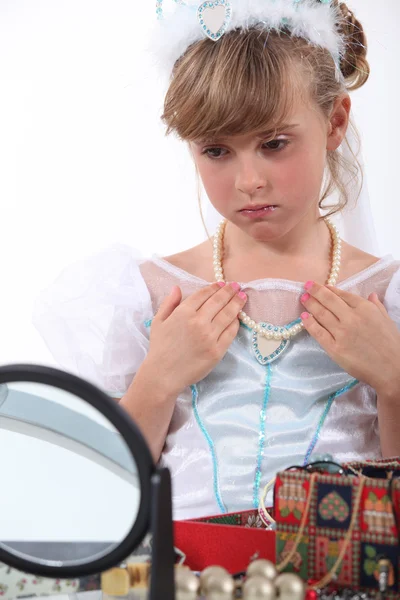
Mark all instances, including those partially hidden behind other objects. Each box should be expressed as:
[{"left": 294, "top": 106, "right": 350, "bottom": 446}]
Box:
[
  {"left": 32, "top": 244, "right": 153, "bottom": 398},
  {"left": 383, "top": 265, "right": 400, "bottom": 331}
]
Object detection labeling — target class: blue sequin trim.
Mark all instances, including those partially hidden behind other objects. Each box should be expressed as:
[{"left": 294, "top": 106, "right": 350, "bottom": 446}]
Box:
[
  {"left": 144, "top": 318, "right": 153, "bottom": 328},
  {"left": 302, "top": 379, "right": 359, "bottom": 466},
  {"left": 253, "top": 363, "right": 272, "bottom": 508},
  {"left": 191, "top": 384, "right": 227, "bottom": 514}
]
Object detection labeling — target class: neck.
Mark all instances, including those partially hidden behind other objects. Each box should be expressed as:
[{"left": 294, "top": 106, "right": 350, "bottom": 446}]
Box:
[{"left": 224, "top": 214, "right": 332, "bottom": 264}]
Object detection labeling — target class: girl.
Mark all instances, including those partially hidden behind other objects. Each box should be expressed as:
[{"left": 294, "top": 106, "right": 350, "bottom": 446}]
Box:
[{"left": 33, "top": 0, "right": 400, "bottom": 520}]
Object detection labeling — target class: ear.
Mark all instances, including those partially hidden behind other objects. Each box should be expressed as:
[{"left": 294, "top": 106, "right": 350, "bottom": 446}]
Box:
[{"left": 326, "top": 94, "right": 351, "bottom": 152}]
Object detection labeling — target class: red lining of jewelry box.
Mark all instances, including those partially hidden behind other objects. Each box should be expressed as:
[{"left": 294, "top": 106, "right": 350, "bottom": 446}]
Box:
[{"left": 174, "top": 514, "right": 275, "bottom": 573}]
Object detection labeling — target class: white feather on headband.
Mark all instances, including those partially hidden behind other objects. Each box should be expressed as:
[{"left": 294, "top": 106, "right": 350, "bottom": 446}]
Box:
[{"left": 149, "top": 0, "right": 345, "bottom": 76}]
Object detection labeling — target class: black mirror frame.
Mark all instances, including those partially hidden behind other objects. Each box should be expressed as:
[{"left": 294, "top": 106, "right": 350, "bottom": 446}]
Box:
[{"left": 0, "top": 364, "right": 155, "bottom": 578}]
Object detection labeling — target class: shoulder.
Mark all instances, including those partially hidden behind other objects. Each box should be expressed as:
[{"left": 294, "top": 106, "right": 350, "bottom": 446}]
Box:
[
  {"left": 340, "top": 242, "right": 382, "bottom": 280},
  {"left": 161, "top": 240, "right": 214, "bottom": 281},
  {"left": 341, "top": 243, "right": 400, "bottom": 286}
]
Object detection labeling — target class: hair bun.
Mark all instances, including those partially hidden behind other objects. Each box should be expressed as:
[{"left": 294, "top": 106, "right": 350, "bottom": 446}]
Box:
[{"left": 337, "top": 1, "right": 370, "bottom": 90}]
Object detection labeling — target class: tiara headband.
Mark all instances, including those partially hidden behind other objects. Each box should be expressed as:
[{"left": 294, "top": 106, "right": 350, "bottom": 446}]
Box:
[{"left": 151, "top": 0, "right": 345, "bottom": 76}]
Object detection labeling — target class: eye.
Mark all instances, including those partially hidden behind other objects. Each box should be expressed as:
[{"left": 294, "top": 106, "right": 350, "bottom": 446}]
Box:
[
  {"left": 201, "top": 139, "right": 290, "bottom": 160},
  {"left": 201, "top": 147, "right": 227, "bottom": 159},
  {"left": 263, "top": 139, "right": 290, "bottom": 151}
]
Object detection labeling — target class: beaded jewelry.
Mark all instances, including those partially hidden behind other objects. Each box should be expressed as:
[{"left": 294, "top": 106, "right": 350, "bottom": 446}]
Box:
[{"left": 212, "top": 218, "right": 342, "bottom": 364}]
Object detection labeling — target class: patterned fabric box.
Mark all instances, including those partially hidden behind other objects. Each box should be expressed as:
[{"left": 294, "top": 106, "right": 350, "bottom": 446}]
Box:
[{"left": 274, "top": 458, "right": 400, "bottom": 597}]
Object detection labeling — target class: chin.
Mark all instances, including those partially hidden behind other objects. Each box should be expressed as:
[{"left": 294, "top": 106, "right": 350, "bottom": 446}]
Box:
[{"left": 238, "top": 217, "right": 281, "bottom": 236}]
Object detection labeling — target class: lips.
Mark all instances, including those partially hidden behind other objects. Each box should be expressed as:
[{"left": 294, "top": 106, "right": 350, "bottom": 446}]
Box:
[{"left": 240, "top": 205, "right": 277, "bottom": 212}]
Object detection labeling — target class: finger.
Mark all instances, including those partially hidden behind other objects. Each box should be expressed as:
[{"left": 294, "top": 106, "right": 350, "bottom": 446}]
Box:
[
  {"left": 325, "top": 284, "right": 364, "bottom": 309},
  {"left": 368, "top": 292, "right": 391, "bottom": 319},
  {"left": 305, "top": 281, "right": 355, "bottom": 320},
  {"left": 156, "top": 285, "right": 182, "bottom": 321},
  {"left": 300, "top": 291, "right": 339, "bottom": 335},
  {"left": 212, "top": 291, "right": 247, "bottom": 333},
  {"left": 301, "top": 311, "right": 335, "bottom": 348},
  {"left": 198, "top": 282, "right": 243, "bottom": 320},
  {"left": 183, "top": 282, "right": 228, "bottom": 311},
  {"left": 217, "top": 316, "right": 241, "bottom": 347}
]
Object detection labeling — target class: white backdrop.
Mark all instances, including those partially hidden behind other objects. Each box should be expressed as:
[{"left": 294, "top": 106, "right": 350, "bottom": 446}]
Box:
[{"left": 0, "top": 0, "right": 398, "bottom": 367}]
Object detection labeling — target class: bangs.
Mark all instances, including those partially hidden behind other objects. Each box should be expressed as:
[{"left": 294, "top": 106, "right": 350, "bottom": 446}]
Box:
[{"left": 162, "top": 28, "right": 307, "bottom": 142}]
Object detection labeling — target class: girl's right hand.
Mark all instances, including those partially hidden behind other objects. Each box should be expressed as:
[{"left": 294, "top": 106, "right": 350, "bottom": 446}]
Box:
[{"left": 145, "top": 282, "right": 247, "bottom": 395}]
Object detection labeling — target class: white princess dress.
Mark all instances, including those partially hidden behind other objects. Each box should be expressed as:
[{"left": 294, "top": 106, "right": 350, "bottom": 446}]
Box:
[{"left": 32, "top": 244, "right": 400, "bottom": 520}]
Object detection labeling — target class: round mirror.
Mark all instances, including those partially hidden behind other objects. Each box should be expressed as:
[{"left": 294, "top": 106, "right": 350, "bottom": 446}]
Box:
[{"left": 0, "top": 364, "right": 154, "bottom": 578}]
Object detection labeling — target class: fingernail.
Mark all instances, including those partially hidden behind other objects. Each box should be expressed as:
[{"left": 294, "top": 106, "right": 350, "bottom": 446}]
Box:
[
  {"left": 304, "top": 280, "right": 314, "bottom": 291},
  {"left": 238, "top": 291, "right": 247, "bottom": 300},
  {"left": 301, "top": 293, "right": 310, "bottom": 303},
  {"left": 217, "top": 282, "right": 226, "bottom": 287},
  {"left": 231, "top": 282, "right": 241, "bottom": 291},
  {"left": 301, "top": 312, "right": 310, "bottom": 320}
]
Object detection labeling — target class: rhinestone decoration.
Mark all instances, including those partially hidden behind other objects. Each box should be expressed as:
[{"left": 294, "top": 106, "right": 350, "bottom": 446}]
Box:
[
  {"left": 197, "top": 0, "right": 232, "bottom": 41},
  {"left": 252, "top": 323, "right": 290, "bottom": 365}
]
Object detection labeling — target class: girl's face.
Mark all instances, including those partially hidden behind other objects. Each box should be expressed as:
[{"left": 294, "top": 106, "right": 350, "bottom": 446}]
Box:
[{"left": 190, "top": 96, "right": 350, "bottom": 242}]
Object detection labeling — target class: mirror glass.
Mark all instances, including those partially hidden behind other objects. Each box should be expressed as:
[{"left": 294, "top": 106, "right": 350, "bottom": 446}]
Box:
[{"left": 0, "top": 381, "right": 140, "bottom": 566}]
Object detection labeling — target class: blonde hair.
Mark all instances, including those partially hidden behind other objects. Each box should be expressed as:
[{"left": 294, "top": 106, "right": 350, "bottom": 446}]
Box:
[{"left": 161, "top": 1, "right": 370, "bottom": 233}]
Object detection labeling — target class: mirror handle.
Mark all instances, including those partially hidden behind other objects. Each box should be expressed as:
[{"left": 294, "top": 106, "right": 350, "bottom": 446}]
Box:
[{"left": 149, "top": 468, "right": 175, "bottom": 600}]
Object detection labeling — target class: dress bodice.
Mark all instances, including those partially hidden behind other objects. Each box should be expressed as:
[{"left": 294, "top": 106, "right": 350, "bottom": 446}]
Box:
[{"left": 32, "top": 245, "right": 400, "bottom": 520}]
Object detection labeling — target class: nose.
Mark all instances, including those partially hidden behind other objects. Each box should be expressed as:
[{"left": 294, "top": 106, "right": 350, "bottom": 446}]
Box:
[{"left": 235, "top": 156, "right": 268, "bottom": 195}]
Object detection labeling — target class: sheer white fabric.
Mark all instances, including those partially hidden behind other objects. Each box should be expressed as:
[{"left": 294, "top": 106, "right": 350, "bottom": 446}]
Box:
[
  {"left": 32, "top": 244, "right": 152, "bottom": 398},
  {"left": 33, "top": 246, "right": 400, "bottom": 519}
]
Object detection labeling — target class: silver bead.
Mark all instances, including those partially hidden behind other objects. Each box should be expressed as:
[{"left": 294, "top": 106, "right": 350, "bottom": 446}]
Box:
[
  {"left": 246, "top": 559, "right": 278, "bottom": 581},
  {"left": 201, "top": 570, "right": 235, "bottom": 595},
  {"left": 243, "top": 575, "right": 276, "bottom": 600},
  {"left": 199, "top": 566, "right": 229, "bottom": 588},
  {"left": 275, "top": 573, "right": 306, "bottom": 600},
  {"left": 175, "top": 567, "right": 200, "bottom": 593}
]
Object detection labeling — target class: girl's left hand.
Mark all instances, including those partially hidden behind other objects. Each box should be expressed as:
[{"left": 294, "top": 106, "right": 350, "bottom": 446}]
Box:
[{"left": 300, "top": 281, "right": 400, "bottom": 396}]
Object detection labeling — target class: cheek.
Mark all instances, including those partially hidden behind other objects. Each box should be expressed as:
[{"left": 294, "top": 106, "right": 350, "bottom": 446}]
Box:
[
  {"left": 197, "top": 162, "right": 232, "bottom": 202},
  {"left": 276, "top": 147, "right": 326, "bottom": 198}
]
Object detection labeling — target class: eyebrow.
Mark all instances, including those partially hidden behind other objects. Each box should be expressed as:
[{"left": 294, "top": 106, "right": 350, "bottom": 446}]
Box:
[
  {"left": 255, "top": 123, "right": 300, "bottom": 138},
  {"left": 194, "top": 124, "right": 300, "bottom": 145}
]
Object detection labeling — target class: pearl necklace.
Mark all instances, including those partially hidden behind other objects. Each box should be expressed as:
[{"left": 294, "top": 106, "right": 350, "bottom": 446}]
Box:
[{"left": 212, "top": 218, "right": 342, "bottom": 364}]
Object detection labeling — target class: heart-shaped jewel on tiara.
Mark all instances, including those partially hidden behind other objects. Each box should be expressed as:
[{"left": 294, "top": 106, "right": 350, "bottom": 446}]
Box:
[{"left": 197, "top": 0, "right": 232, "bottom": 41}]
